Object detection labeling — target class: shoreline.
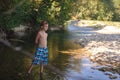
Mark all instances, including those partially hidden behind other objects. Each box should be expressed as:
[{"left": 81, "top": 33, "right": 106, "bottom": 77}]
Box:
[{"left": 71, "top": 20, "right": 120, "bottom": 74}]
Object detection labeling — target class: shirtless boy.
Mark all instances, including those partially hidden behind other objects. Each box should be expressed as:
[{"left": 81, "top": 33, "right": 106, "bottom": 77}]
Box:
[{"left": 28, "top": 20, "right": 48, "bottom": 74}]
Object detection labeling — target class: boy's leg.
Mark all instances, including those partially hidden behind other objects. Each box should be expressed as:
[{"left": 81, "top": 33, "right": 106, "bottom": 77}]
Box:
[
  {"left": 40, "top": 62, "right": 44, "bottom": 80},
  {"left": 28, "top": 64, "right": 34, "bottom": 74},
  {"left": 40, "top": 62, "right": 44, "bottom": 73}
]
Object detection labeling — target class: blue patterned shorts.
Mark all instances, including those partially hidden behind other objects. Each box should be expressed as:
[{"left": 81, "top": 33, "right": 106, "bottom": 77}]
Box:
[{"left": 32, "top": 47, "right": 48, "bottom": 65}]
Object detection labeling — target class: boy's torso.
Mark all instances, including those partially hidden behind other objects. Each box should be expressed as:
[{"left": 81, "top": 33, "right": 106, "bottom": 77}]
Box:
[{"left": 38, "top": 31, "right": 48, "bottom": 48}]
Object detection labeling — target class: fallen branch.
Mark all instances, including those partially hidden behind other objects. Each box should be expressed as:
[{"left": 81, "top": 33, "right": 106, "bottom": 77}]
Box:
[
  {"left": 9, "top": 39, "right": 25, "bottom": 43},
  {"left": 0, "top": 38, "right": 33, "bottom": 58}
]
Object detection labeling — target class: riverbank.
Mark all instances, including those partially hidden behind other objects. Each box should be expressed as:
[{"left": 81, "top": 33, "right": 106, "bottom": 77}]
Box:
[{"left": 71, "top": 20, "right": 120, "bottom": 75}]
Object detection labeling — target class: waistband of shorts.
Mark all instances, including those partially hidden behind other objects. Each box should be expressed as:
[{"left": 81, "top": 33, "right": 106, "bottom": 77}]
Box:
[{"left": 37, "top": 47, "right": 48, "bottom": 49}]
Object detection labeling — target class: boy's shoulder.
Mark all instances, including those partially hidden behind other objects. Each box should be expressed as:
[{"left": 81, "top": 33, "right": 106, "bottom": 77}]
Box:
[
  {"left": 38, "top": 31, "right": 47, "bottom": 35},
  {"left": 38, "top": 31, "right": 42, "bottom": 34},
  {"left": 38, "top": 31, "right": 41, "bottom": 33}
]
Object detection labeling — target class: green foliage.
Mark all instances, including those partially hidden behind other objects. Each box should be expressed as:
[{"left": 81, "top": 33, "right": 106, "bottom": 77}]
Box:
[
  {"left": 37, "top": 0, "right": 75, "bottom": 25},
  {"left": 72, "top": 0, "right": 120, "bottom": 21},
  {"left": 0, "top": 0, "right": 120, "bottom": 30},
  {"left": 0, "top": 0, "right": 32, "bottom": 29},
  {"left": 0, "top": 0, "right": 75, "bottom": 29}
]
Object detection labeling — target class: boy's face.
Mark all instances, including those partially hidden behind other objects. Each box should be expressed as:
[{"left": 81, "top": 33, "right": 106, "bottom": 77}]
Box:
[{"left": 43, "top": 23, "right": 48, "bottom": 31}]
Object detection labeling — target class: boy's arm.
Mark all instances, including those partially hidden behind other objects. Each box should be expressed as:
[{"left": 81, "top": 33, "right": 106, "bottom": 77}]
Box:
[{"left": 35, "top": 32, "right": 40, "bottom": 44}]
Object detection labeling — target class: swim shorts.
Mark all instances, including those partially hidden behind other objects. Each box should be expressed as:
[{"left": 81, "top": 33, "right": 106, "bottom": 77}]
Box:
[{"left": 32, "top": 47, "right": 48, "bottom": 65}]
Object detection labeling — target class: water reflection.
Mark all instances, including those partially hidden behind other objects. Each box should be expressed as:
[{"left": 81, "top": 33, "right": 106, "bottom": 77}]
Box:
[
  {"left": 0, "top": 29, "right": 117, "bottom": 80},
  {"left": 0, "top": 30, "right": 81, "bottom": 80},
  {"left": 48, "top": 31, "right": 80, "bottom": 62}
]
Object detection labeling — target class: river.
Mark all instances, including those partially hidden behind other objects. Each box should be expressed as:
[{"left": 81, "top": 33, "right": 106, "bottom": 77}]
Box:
[{"left": 0, "top": 22, "right": 119, "bottom": 80}]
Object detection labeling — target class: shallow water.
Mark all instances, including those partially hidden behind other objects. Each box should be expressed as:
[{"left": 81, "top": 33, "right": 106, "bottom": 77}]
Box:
[{"left": 0, "top": 24, "right": 120, "bottom": 80}]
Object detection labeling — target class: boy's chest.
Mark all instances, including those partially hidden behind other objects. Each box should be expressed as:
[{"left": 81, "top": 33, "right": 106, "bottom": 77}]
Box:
[{"left": 40, "top": 33, "right": 47, "bottom": 39}]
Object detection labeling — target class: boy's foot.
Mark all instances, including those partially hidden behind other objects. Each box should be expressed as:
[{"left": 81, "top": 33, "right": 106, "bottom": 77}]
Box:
[
  {"left": 40, "top": 72, "right": 44, "bottom": 80},
  {"left": 25, "top": 73, "right": 32, "bottom": 80},
  {"left": 18, "top": 72, "right": 31, "bottom": 80},
  {"left": 26, "top": 73, "right": 30, "bottom": 76},
  {"left": 28, "top": 69, "right": 32, "bottom": 74}
]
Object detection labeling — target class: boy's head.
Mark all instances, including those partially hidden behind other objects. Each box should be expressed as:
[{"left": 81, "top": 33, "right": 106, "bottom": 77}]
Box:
[{"left": 40, "top": 20, "right": 48, "bottom": 31}]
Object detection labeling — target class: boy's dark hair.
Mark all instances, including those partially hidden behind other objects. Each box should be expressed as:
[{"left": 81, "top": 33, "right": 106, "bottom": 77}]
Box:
[{"left": 40, "top": 20, "right": 48, "bottom": 26}]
